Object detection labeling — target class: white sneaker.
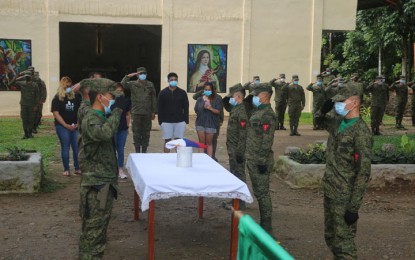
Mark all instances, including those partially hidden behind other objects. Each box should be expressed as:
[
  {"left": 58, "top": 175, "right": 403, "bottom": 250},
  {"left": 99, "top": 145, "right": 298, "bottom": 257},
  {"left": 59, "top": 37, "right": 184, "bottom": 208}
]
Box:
[{"left": 119, "top": 169, "right": 128, "bottom": 179}]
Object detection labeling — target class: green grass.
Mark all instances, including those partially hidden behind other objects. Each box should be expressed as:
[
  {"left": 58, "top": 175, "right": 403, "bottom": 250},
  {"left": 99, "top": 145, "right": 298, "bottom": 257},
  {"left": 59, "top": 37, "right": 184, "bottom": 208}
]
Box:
[
  {"left": 373, "top": 134, "right": 415, "bottom": 152},
  {"left": 0, "top": 117, "right": 63, "bottom": 192}
]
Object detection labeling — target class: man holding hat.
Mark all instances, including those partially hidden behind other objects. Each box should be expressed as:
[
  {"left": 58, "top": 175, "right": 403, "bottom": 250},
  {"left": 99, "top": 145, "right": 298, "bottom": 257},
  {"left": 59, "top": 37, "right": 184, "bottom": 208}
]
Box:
[
  {"left": 285, "top": 75, "right": 305, "bottom": 136},
  {"left": 270, "top": 73, "right": 288, "bottom": 130},
  {"left": 390, "top": 75, "right": 413, "bottom": 129},
  {"left": 306, "top": 74, "right": 326, "bottom": 130},
  {"left": 365, "top": 76, "right": 389, "bottom": 135},
  {"left": 318, "top": 85, "right": 372, "bottom": 259},
  {"left": 78, "top": 78, "right": 124, "bottom": 259},
  {"left": 121, "top": 67, "right": 157, "bottom": 153},
  {"left": 245, "top": 84, "right": 276, "bottom": 235}
]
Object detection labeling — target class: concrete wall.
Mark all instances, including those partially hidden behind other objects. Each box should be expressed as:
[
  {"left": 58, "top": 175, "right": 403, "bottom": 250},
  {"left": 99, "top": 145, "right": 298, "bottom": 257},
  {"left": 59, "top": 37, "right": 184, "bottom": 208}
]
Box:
[{"left": 0, "top": 0, "right": 358, "bottom": 116}]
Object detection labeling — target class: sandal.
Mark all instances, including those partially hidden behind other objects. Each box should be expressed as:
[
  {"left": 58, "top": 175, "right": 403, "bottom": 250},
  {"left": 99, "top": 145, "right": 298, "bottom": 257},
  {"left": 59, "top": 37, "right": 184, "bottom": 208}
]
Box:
[
  {"left": 62, "top": 171, "right": 70, "bottom": 177},
  {"left": 74, "top": 170, "right": 82, "bottom": 176}
]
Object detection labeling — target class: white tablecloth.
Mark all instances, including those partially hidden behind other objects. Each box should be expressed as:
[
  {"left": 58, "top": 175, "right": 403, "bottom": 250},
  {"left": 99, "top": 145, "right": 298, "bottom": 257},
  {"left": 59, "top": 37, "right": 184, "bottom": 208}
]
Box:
[{"left": 126, "top": 153, "right": 253, "bottom": 211}]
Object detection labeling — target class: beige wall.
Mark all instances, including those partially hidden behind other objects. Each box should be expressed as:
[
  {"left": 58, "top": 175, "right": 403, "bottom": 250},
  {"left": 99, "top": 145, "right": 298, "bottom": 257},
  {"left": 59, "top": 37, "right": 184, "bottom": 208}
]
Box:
[{"left": 0, "top": 0, "right": 358, "bottom": 116}]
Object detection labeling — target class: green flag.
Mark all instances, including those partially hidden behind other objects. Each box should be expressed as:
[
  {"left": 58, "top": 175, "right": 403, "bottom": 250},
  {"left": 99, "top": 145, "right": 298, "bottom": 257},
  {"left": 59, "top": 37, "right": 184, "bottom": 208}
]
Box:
[{"left": 237, "top": 215, "right": 294, "bottom": 260}]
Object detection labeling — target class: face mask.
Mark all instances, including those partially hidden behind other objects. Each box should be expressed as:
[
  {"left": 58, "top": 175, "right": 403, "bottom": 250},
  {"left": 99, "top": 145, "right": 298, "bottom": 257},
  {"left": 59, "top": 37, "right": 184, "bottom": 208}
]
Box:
[
  {"left": 138, "top": 74, "right": 147, "bottom": 80},
  {"left": 327, "top": 72, "right": 331, "bottom": 75},
  {"left": 66, "top": 87, "right": 72, "bottom": 94},
  {"left": 381, "top": 79, "right": 385, "bottom": 83},
  {"left": 317, "top": 81, "right": 323, "bottom": 86},
  {"left": 204, "top": 90, "right": 212, "bottom": 96},
  {"left": 254, "top": 80, "right": 260, "bottom": 85},
  {"left": 280, "top": 78, "right": 286, "bottom": 82},
  {"left": 101, "top": 96, "right": 115, "bottom": 115},
  {"left": 338, "top": 83, "right": 343, "bottom": 87},
  {"left": 334, "top": 101, "right": 350, "bottom": 117},
  {"left": 169, "top": 80, "right": 178, "bottom": 87},
  {"left": 293, "top": 81, "right": 299, "bottom": 85},
  {"left": 229, "top": 97, "right": 238, "bottom": 106},
  {"left": 400, "top": 79, "right": 406, "bottom": 84},
  {"left": 252, "top": 96, "right": 261, "bottom": 107}
]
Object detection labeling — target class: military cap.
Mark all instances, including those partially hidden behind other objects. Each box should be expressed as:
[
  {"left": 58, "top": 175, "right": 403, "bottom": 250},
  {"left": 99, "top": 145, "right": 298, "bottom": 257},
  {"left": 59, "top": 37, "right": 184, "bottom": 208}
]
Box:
[
  {"left": 80, "top": 78, "right": 118, "bottom": 95},
  {"left": 226, "top": 83, "right": 245, "bottom": 97},
  {"left": 400, "top": 75, "right": 406, "bottom": 79},
  {"left": 326, "top": 68, "right": 332, "bottom": 72},
  {"left": 250, "top": 83, "right": 273, "bottom": 96},
  {"left": 253, "top": 76, "right": 260, "bottom": 80},
  {"left": 292, "top": 74, "right": 299, "bottom": 80},
  {"left": 332, "top": 85, "right": 360, "bottom": 102},
  {"left": 279, "top": 73, "right": 285, "bottom": 78},
  {"left": 137, "top": 67, "right": 147, "bottom": 73}
]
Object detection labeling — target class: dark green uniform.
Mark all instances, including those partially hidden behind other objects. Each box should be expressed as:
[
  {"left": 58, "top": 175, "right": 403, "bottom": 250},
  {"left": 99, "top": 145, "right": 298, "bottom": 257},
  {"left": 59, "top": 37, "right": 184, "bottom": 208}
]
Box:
[
  {"left": 306, "top": 82, "right": 326, "bottom": 130},
  {"left": 32, "top": 74, "right": 46, "bottom": 132},
  {"left": 285, "top": 82, "right": 305, "bottom": 136},
  {"left": 121, "top": 76, "right": 157, "bottom": 152},
  {"left": 365, "top": 80, "right": 389, "bottom": 134},
  {"left": 411, "top": 84, "right": 415, "bottom": 126},
  {"left": 318, "top": 87, "right": 373, "bottom": 259},
  {"left": 14, "top": 78, "right": 39, "bottom": 138},
  {"left": 245, "top": 90, "right": 276, "bottom": 233},
  {"left": 390, "top": 80, "right": 409, "bottom": 128},
  {"left": 269, "top": 78, "right": 288, "bottom": 130},
  {"left": 322, "top": 73, "right": 335, "bottom": 87},
  {"left": 78, "top": 106, "right": 122, "bottom": 259}
]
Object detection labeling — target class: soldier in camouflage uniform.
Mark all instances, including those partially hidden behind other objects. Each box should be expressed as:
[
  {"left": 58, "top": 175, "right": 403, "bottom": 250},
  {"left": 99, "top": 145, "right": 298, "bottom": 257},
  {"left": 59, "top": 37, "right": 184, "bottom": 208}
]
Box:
[
  {"left": 321, "top": 68, "right": 335, "bottom": 87},
  {"left": 121, "top": 67, "right": 157, "bottom": 153},
  {"left": 10, "top": 71, "right": 39, "bottom": 139},
  {"left": 306, "top": 74, "right": 326, "bottom": 130},
  {"left": 285, "top": 75, "right": 305, "bottom": 136},
  {"left": 349, "top": 73, "right": 365, "bottom": 101},
  {"left": 32, "top": 71, "right": 47, "bottom": 133},
  {"left": 78, "top": 79, "right": 123, "bottom": 259},
  {"left": 325, "top": 77, "right": 346, "bottom": 99},
  {"left": 269, "top": 73, "right": 288, "bottom": 130},
  {"left": 317, "top": 85, "right": 373, "bottom": 259},
  {"left": 389, "top": 75, "right": 411, "bottom": 129},
  {"left": 245, "top": 85, "right": 276, "bottom": 234},
  {"left": 243, "top": 76, "right": 261, "bottom": 92},
  {"left": 364, "top": 76, "right": 389, "bottom": 135},
  {"left": 410, "top": 82, "right": 415, "bottom": 126}
]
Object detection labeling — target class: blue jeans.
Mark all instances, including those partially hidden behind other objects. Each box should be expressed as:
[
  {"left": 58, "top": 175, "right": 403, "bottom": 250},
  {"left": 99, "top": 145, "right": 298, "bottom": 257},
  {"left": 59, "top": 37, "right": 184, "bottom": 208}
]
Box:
[
  {"left": 114, "top": 129, "right": 128, "bottom": 168},
  {"left": 55, "top": 124, "right": 79, "bottom": 171}
]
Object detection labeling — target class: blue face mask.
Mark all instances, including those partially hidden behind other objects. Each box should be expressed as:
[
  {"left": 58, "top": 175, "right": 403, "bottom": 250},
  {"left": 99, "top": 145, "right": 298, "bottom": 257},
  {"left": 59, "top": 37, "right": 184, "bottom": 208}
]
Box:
[
  {"left": 101, "top": 96, "right": 115, "bottom": 115},
  {"left": 138, "top": 74, "right": 147, "bottom": 80},
  {"left": 317, "top": 81, "right": 323, "bottom": 86},
  {"left": 254, "top": 80, "right": 260, "bottom": 85},
  {"left": 65, "top": 87, "right": 72, "bottom": 94},
  {"left": 169, "top": 80, "right": 178, "bottom": 87},
  {"left": 204, "top": 90, "right": 212, "bottom": 96},
  {"left": 400, "top": 79, "right": 406, "bottom": 84},
  {"left": 334, "top": 101, "right": 350, "bottom": 117},
  {"left": 229, "top": 97, "right": 238, "bottom": 106},
  {"left": 252, "top": 96, "right": 261, "bottom": 107},
  {"left": 293, "top": 81, "right": 299, "bottom": 85},
  {"left": 381, "top": 79, "right": 385, "bottom": 83}
]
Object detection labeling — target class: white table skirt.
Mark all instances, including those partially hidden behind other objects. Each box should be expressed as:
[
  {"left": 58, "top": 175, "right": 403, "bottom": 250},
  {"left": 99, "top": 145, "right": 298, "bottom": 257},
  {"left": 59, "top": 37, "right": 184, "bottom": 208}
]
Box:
[{"left": 126, "top": 153, "right": 253, "bottom": 211}]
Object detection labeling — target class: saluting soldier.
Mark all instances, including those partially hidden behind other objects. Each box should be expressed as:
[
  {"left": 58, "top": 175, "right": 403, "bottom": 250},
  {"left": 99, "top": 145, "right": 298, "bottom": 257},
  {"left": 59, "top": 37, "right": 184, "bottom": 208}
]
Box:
[
  {"left": 121, "top": 67, "right": 157, "bottom": 153},
  {"left": 306, "top": 74, "right": 326, "bottom": 130},
  {"left": 349, "top": 73, "right": 365, "bottom": 101},
  {"left": 321, "top": 68, "right": 335, "bottom": 87},
  {"left": 365, "top": 76, "right": 389, "bottom": 135},
  {"left": 243, "top": 76, "right": 261, "bottom": 92},
  {"left": 285, "top": 75, "right": 305, "bottom": 136},
  {"left": 269, "top": 73, "right": 288, "bottom": 130},
  {"left": 32, "top": 71, "right": 47, "bottom": 133},
  {"left": 245, "top": 84, "right": 276, "bottom": 236},
  {"left": 389, "top": 75, "right": 412, "bottom": 129}
]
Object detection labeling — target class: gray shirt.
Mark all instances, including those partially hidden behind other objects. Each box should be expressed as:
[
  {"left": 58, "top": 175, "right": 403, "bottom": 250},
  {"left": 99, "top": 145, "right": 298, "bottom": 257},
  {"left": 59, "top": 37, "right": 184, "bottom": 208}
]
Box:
[{"left": 194, "top": 95, "right": 223, "bottom": 129}]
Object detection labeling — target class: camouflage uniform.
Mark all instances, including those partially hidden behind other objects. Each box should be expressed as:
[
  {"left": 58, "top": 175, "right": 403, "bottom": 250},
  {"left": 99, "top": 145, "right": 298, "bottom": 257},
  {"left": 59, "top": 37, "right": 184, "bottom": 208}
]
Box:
[
  {"left": 411, "top": 83, "right": 415, "bottom": 126},
  {"left": 269, "top": 74, "right": 288, "bottom": 130},
  {"left": 243, "top": 76, "right": 261, "bottom": 93},
  {"left": 121, "top": 67, "right": 157, "bottom": 153},
  {"left": 364, "top": 76, "right": 389, "bottom": 135},
  {"left": 285, "top": 75, "right": 305, "bottom": 136},
  {"left": 78, "top": 79, "right": 122, "bottom": 259},
  {"left": 389, "top": 75, "right": 410, "bottom": 129},
  {"left": 33, "top": 72, "right": 47, "bottom": 132},
  {"left": 245, "top": 85, "right": 276, "bottom": 233},
  {"left": 225, "top": 84, "right": 248, "bottom": 183},
  {"left": 322, "top": 69, "right": 335, "bottom": 87},
  {"left": 306, "top": 76, "right": 326, "bottom": 130},
  {"left": 318, "top": 86, "right": 373, "bottom": 259}
]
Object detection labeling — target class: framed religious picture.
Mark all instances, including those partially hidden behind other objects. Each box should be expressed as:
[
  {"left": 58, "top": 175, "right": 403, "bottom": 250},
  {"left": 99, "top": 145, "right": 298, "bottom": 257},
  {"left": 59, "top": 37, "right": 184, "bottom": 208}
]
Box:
[
  {"left": 187, "top": 44, "right": 227, "bottom": 93},
  {"left": 0, "top": 39, "right": 32, "bottom": 91}
]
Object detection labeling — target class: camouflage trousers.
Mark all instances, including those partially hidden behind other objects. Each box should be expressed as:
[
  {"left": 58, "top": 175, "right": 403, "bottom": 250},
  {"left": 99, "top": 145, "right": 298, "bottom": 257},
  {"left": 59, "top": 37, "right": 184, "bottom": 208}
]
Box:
[
  {"left": 227, "top": 148, "right": 246, "bottom": 182},
  {"left": 288, "top": 105, "right": 301, "bottom": 127},
  {"left": 20, "top": 104, "right": 35, "bottom": 130},
  {"left": 312, "top": 102, "right": 324, "bottom": 127},
  {"left": 212, "top": 126, "right": 221, "bottom": 159},
  {"left": 132, "top": 114, "right": 152, "bottom": 149},
  {"left": 79, "top": 186, "right": 114, "bottom": 260},
  {"left": 246, "top": 159, "right": 274, "bottom": 232},
  {"left": 370, "top": 106, "right": 386, "bottom": 128},
  {"left": 275, "top": 101, "right": 287, "bottom": 124},
  {"left": 395, "top": 99, "right": 407, "bottom": 121},
  {"left": 33, "top": 103, "right": 43, "bottom": 129},
  {"left": 324, "top": 196, "right": 357, "bottom": 260}
]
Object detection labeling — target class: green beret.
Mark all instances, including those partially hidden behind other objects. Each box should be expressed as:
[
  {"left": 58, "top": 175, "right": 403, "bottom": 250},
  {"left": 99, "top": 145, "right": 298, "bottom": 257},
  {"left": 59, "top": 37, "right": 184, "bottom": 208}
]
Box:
[
  {"left": 332, "top": 85, "right": 360, "bottom": 102},
  {"left": 226, "top": 83, "right": 245, "bottom": 97},
  {"left": 137, "top": 67, "right": 147, "bottom": 73},
  {"left": 80, "top": 78, "right": 118, "bottom": 95},
  {"left": 250, "top": 83, "right": 273, "bottom": 96}
]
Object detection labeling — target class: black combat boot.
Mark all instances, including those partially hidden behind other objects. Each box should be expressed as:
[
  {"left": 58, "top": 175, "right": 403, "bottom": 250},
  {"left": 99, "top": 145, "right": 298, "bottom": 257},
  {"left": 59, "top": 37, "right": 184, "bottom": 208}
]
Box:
[
  {"left": 28, "top": 129, "right": 34, "bottom": 138},
  {"left": 280, "top": 123, "right": 286, "bottom": 130},
  {"left": 22, "top": 129, "right": 29, "bottom": 139},
  {"left": 395, "top": 118, "right": 401, "bottom": 129},
  {"left": 32, "top": 128, "right": 38, "bottom": 134},
  {"left": 371, "top": 126, "right": 376, "bottom": 135},
  {"left": 289, "top": 125, "right": 294, "bottom": 136},
  {"left": 398, "top": 119, "right": 406, "bottom": 130},
  {"left": 376, "top": 126, "right": 382, "bottom": 135},
  {"left": 294, "top": 126, "right": 301, "bottom": 136},
  {"left": 141, "top": 146, "right": 148, "bottom": 153},
  {"left": 135, "top": 145, "right": 141, "bottom": 153},
  {"left": 275, "top": 124, "right": 280, "bottom": 130}
]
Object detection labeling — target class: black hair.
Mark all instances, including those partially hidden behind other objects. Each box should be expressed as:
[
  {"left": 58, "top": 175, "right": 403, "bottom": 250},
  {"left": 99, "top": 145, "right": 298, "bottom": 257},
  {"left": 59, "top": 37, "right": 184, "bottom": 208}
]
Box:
[
  {"left": 167, "top": 72, "right": 178, "bottom": 80},
  {"left": 89, "top": 90, "right": 98, "bottom": 104}
]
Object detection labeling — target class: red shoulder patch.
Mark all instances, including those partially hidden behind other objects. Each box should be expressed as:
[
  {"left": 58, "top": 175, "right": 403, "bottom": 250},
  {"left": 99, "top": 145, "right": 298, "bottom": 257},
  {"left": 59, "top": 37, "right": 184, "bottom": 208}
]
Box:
[
  {"left": 240, "top": 121, "right": 246, "bottom": 128},
  {"left": 262, "top": 123, "right": 269, "bottom": 132}
]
